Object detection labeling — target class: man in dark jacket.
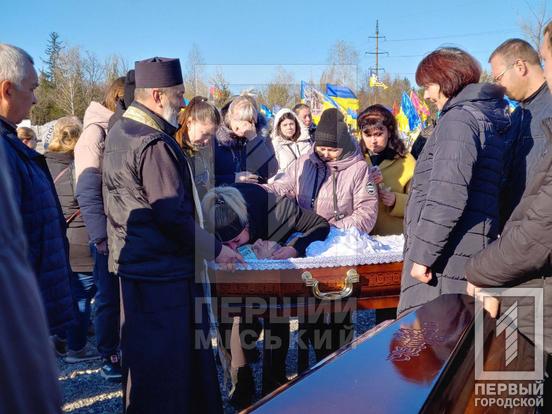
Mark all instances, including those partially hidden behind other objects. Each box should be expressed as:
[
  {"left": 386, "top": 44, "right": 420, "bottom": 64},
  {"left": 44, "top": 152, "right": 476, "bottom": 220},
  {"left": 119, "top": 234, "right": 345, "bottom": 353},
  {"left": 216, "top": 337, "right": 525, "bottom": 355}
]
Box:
[
  {"left": 103, "top": 56, "right": 241, "bottom": 414},
  {"left": 467, "top": 24, "right": 552, "bottom": 408},
  {"left": 0, "top": 43, "right": 73, "bottom": 336},
  {"left": 490, "top": 39, "right": 552, "bottom": 220},
  {"left": 466, "top": 118, "right": 552, "bottom": 405},
  {"left": 0, "top": 118, "right": 63, "bottom": 414}
]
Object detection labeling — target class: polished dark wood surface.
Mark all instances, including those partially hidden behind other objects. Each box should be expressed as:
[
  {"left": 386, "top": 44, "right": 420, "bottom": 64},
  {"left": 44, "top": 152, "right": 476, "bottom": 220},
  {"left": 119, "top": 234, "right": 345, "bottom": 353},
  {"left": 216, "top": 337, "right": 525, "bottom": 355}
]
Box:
[
  {"left": 246, "top": 293, "right": 541, "bottom": 413},
  {"left": 246, "top": 294, "right": 476, "bottom": 413},
  {"left": 209, "top": 261, "right": 402, "bottom": 312}
]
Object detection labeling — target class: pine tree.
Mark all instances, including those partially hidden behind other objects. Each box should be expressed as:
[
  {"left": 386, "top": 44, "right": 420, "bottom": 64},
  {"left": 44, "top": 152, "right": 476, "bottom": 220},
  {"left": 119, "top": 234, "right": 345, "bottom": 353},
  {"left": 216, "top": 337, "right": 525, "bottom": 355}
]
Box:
[{"left": 42, "top": 32, "right": 63, "bottom": 85}]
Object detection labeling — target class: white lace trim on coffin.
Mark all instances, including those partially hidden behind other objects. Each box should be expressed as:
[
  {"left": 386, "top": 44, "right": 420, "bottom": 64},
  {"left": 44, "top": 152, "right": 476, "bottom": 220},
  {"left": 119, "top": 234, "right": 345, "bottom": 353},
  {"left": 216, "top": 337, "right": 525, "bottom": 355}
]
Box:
[{"left": 212, "top": 229, "right": 404, "bottom": 271}]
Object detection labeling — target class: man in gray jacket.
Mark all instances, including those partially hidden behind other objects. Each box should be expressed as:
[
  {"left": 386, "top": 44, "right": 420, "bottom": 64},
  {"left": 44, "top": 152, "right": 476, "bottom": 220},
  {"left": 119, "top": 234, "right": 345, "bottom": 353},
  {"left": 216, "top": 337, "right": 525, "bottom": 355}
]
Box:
[
  {"left": 490, "top": 39, "right": 552, "bottom": 219},
  {"left": 467, "top": 25, "right": 552, "bottom": 408}
]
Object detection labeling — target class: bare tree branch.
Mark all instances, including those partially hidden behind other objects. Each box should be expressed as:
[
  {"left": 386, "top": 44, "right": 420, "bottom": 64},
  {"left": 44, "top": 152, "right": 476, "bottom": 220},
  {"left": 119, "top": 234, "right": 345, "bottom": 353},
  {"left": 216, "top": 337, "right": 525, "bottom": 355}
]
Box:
[
  {"left": 519, "top": 0, "right": 550, "bottom": 50},
  {"left": 259, "top": 67, "right": 296, "bottom": 109},
  {"left": 321, "top": 41, "right": 360, "bottom": 89}
]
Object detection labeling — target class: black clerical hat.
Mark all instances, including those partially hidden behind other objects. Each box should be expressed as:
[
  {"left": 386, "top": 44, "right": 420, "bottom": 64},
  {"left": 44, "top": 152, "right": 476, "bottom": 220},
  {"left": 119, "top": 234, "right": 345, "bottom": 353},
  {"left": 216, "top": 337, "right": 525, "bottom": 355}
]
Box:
[{"left": 135, "top": 57, "right": 183, "bottom": 88}]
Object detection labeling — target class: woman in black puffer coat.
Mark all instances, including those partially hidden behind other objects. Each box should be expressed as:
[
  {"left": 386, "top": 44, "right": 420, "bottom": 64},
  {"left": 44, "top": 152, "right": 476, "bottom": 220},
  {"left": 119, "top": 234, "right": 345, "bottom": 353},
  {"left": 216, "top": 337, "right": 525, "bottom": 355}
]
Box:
[
  {"left": 214, "top": 94, "right": 277, "bottom": 185},
  {"left": 398, "top": 48, "right": 515, "bottom": 316},
  {"left": 45, "top": 116, "right": 97, "bottom": 361}
]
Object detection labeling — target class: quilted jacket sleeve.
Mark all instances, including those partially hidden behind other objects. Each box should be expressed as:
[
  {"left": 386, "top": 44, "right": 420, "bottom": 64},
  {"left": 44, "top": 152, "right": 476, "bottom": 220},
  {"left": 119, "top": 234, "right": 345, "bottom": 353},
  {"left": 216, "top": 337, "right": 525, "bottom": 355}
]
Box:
[
  {"left": 331, "top": 162, "right": 379, "bottom": 234},
  {"left": 409, "top": 115, "right": 479, "bottom": 267},
  {"left": 466, "top": 155, "right": 552, "bottom": 287}
]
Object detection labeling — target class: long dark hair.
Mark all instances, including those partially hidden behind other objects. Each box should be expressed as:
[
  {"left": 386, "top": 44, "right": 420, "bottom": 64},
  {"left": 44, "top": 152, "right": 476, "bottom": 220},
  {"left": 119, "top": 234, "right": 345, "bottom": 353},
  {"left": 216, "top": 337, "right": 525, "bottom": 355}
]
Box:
[
  {"left": 357, "top": 104, "right": 406, "bottom": 157},
  {"left": 175, "top": 96, "right": 221, "bottom": 153},
  {"left": 276, "top": 112, "right": 301, "bottom": 141}
]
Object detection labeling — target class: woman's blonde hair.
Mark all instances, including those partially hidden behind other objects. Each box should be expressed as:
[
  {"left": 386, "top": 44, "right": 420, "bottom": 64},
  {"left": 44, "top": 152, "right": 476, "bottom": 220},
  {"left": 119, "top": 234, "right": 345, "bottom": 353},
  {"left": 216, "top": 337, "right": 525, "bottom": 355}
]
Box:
[
  {"left": 202, "top": 186, "right": 248, "bottom": 239},
  {"left": 16, "top": 126, "right": 37, "bottom": 147},
  {"left": 48, "top": 116, "right": 82, "bottom": 153},
  {"left": 225, "top": 95, "right": 258, "bottom": 127}
]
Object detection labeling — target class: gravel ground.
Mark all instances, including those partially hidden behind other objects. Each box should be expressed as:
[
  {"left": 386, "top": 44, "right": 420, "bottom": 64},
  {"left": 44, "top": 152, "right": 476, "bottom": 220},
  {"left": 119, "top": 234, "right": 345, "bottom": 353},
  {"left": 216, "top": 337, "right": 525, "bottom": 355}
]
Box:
[{"left": 58, "top": 309, "right": 376, "bottom": 414}]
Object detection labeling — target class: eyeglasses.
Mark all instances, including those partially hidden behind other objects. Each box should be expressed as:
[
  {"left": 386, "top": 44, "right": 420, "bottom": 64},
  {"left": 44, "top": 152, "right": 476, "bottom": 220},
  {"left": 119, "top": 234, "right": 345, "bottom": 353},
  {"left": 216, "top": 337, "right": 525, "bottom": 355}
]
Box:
[{"left": 493, "top": 60, "right": 524, "bottom": 83}]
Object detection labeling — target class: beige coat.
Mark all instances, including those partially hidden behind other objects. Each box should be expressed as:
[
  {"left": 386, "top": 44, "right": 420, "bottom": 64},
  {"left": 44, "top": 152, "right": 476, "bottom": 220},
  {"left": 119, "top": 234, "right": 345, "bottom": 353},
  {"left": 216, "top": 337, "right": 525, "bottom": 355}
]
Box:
[
  {"left": 74, "top": 101, "right": 113, "bottom": 243},
  {"left": 271, "top": 108, "right": 313, "bottom": 177}
]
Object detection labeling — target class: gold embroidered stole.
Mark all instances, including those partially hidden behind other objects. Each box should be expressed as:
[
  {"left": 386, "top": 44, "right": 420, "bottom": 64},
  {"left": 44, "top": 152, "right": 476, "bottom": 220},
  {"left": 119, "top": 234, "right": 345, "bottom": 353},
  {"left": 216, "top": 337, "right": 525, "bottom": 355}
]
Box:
[{"left": 123, "top": 106, "right": 205, "bottom": 228}]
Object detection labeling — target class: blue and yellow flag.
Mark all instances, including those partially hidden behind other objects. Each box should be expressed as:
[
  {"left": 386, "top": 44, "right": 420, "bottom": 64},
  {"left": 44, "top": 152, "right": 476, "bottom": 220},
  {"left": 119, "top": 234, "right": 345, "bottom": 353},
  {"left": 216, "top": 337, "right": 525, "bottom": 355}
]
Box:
[
  {"left": 504, "top": 96, "right": 518, "bottom": 113},
  {"left": 259, "top": 104, "right": 273, "bottom": 120},
  {"left": 369, "top": 74, "right": 388, "bottom": 89},
  {"left": 409, "top": 90, "right": 430, "bottom": 127},
  {"left": 395, "top": 106, "right": 410, "bottom": 134},
  {"left": 401, "top": 91, "right": 421, "bottom": 131},
  {"left": 301, "top": 81, "right": 338, "bottom": 125},
  {"left": 325, "top": 83, "right": 359, "bottom": 128}
]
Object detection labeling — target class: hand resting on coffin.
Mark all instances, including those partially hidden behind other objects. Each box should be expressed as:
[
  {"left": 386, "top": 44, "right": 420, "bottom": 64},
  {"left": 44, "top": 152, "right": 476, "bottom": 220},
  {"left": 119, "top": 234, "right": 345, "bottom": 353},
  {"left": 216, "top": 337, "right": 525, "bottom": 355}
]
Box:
[
  {"left": 252, "top": 239, "right": 298, "bottom": 260},
  {"left": 216, "top": 245, "right": 245, "bottom": 272},
  {"left": 251, "top": 239, "right": 281, "bottom": 259},
  {"left": 466, "top": 281, "right": 500, "bottom": 318},
  {"left": 236, "top": 240, "right": 298, "bottom": 261}
]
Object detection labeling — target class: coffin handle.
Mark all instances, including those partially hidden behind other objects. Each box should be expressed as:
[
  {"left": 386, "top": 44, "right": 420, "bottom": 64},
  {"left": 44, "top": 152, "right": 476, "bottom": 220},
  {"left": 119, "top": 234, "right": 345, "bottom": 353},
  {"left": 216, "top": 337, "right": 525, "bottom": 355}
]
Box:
[{"left": 301, "top": 269, "right": 360, "bottom": 300}]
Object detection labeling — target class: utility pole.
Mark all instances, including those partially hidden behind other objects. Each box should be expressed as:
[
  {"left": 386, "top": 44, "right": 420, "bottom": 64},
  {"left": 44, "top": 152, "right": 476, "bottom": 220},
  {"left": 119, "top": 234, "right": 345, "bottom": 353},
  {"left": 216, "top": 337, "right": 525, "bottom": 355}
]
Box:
[
  {"left": 366, "top": 20, "right": 388, "bottom": 78},
  {"left": 366, "top": 20, "right": 388, "bottom": 103}
]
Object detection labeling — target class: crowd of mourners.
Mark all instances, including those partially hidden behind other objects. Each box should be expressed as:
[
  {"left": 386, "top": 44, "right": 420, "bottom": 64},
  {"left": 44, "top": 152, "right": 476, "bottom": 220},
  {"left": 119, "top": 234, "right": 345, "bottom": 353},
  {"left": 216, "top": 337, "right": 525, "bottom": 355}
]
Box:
[{"left": 1, "top": 21, "right": 552, "bottom": 414}]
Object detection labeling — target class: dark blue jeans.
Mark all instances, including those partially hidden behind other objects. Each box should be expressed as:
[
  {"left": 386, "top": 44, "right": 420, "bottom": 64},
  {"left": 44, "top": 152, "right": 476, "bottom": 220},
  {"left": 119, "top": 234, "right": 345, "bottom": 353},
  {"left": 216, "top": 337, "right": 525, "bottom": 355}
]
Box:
[
  {"left": 67, "top": 272, "right": 96, "bottom": 351},
  {"left": 92, "top": 246, "right": 121, "bottom": 358}
]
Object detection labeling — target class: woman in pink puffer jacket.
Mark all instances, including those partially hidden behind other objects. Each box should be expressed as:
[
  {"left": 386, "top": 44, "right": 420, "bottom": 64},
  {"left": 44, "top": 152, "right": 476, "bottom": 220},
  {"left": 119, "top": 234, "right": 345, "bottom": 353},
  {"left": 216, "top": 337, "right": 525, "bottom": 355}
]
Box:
[
  {"left": 266, "top": 108, "right": 378, "bottom": 234},
  {"left": 266, "top": 108, "right": 379, "bottom": 363}
]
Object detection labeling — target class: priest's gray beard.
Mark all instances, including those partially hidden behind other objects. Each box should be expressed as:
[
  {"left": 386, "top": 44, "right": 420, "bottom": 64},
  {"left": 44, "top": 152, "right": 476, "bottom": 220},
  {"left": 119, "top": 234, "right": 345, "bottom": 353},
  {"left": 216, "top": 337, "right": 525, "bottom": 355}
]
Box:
[{"left": 162, "top": 104, "right": 180, "bottom": 128}]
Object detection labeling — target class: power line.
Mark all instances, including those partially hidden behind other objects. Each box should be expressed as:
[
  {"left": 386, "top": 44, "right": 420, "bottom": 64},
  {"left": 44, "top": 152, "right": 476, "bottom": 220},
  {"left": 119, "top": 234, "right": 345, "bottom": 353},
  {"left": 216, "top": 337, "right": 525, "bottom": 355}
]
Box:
[
  {"left": 386, "top": 50, "right": 490, "bottom": 58},
  {"left": 385, "top": 28, "right": 517, "bottom": 42}
]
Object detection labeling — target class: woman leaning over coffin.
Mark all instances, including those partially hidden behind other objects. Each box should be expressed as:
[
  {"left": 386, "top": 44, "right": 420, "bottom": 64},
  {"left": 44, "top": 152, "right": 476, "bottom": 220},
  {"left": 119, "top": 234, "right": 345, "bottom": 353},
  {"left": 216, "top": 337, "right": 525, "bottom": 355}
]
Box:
[
  {"left": 202, "top": 184, "right": 329, "bottom": 409},
  {"left": 398, "top": 47, "right": 513, "bottom": 317},
  {"left": 358, "top": 104, "right": 416, "bottom": 236}
]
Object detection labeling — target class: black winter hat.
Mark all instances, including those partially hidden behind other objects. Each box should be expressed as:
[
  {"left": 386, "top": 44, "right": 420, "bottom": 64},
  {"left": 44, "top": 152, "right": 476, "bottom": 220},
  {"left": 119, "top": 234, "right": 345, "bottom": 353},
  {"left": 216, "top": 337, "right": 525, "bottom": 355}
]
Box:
[{"left": 314, "top": 108, "right": 355, "bottom": 156}]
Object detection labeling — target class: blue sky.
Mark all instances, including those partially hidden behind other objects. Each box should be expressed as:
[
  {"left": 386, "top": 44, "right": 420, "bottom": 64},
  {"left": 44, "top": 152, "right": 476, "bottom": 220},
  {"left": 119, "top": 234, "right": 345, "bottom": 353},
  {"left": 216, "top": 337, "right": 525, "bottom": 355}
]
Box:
[{"left": 2, "top": 0, "right": 548, "bottom": 90}]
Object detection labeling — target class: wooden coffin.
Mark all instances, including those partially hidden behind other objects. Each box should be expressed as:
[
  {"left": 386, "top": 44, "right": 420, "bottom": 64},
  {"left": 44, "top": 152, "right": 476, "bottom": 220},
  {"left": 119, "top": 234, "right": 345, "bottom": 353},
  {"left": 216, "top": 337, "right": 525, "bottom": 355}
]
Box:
[
  {"left": 208, "top": 260, "right": 403, "bottom": 312},
  {"left": 246, "top": 294, "right": 541, "bottom": 414}
]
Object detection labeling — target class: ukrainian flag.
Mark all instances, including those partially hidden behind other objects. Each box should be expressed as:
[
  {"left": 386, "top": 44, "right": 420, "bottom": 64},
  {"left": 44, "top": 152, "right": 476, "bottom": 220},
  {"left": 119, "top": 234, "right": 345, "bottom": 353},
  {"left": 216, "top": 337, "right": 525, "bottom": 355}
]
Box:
[
  {"left": 301, "top": 81, "right": 339, "bottom": 125},
  {"left": 401, "top": 92, "right": 421, "bottom": 131},
  {"left": 259, "top": 104, "right": 273, "bottom": 120},
  {"left": 395, "top": 107, "right": 410, "bottom": 134},
  {"left": 409, "top": 90, "right": 430, "bottom": 127},
  {"left": 326, "top": 83, "right": 359, "bottom": 129}
]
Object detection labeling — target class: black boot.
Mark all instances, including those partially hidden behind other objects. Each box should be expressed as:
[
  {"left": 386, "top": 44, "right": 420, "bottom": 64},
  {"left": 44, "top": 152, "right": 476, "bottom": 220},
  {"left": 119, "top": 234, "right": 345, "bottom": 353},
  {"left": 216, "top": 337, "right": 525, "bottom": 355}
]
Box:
[
  {"left": 262, "top": 320, "right": 290, "bottom": 394},
  {"left": 229, "top": 365, "right": 255, "bottom": 410}
]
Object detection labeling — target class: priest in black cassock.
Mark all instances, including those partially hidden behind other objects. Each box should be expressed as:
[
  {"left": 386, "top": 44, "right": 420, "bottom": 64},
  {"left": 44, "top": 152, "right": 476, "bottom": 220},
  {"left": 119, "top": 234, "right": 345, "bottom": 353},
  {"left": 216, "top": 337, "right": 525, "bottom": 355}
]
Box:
[{"left": 103, "top": 56, "right": 241, "bottom": 414}]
